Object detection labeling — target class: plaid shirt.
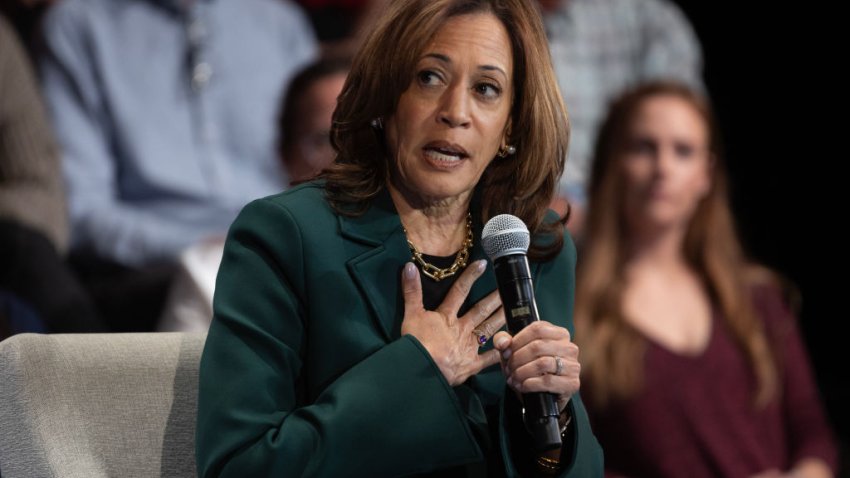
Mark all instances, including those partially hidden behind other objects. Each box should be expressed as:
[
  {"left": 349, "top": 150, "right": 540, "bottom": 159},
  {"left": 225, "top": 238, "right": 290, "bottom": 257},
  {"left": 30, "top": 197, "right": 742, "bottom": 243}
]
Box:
[{"left": 545, "top": 0, "right": 705, "bottom": 205}]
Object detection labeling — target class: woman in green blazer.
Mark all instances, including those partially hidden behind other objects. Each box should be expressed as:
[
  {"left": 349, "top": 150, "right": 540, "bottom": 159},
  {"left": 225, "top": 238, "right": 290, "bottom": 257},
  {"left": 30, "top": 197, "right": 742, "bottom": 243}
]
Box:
[{"left": 196, "top": 0, "right": 604, "bottom": 476}]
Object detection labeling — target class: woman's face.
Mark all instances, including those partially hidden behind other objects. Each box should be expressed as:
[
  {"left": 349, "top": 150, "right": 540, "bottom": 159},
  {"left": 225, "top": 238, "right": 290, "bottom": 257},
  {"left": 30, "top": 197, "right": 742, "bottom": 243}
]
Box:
[
  {"left": 385, "top": 13, "right": 513, "bottom": 206},
  {"left": 620, "top": 95, "right": 712, "bottom": 232}
]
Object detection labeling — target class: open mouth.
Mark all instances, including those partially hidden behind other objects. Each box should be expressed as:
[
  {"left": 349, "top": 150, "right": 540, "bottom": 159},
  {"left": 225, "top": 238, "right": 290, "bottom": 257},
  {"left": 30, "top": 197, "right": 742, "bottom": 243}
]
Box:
[{"left": 422, "top": 141, "right": 469, "bottom": 164}]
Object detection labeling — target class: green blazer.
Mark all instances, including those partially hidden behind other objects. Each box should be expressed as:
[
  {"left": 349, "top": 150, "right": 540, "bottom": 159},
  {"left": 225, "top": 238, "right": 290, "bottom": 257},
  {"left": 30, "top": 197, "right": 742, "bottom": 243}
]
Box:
[{"left": 196, "top": 182, "right": 603, "bottom": 477}]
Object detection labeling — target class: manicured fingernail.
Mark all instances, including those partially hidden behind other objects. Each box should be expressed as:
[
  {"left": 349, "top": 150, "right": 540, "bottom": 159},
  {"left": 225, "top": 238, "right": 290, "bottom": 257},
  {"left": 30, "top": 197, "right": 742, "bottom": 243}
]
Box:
[
  {"left": 404, "top": 262, "right": 416, "bottom": 279},
  {"left": 501, "top": 348, "right": 512, "bottom": 360},
  {"left": 476, "top": 260, "right": 487, "bottom": 272},
  {"left": 495, "top": 336, "right": 508, "bottom": 349}
]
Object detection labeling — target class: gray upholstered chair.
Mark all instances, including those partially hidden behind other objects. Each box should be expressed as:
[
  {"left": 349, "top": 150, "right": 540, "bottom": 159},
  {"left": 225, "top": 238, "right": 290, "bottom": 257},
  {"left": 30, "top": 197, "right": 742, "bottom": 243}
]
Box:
[{"left": 0, "top": 332, "right": 206, "bottom": 478}]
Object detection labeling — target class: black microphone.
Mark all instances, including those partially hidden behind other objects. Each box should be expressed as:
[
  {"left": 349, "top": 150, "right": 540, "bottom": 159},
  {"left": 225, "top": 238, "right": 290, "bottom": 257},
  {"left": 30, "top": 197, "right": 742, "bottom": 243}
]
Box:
[{"left": 482, "top": 214, "right": 561, "bottom": 452}]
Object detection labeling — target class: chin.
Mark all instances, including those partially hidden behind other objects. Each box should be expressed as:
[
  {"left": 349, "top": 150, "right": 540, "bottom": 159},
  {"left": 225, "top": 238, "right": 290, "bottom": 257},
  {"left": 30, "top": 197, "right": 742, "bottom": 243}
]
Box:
[
  {"left": 416, "top": 186, "right": 468, "bottom": 202},
  {"left": 647, "top": 213, "right": 693, "bottom": 231},
  {"left": 406, "top": 175, "right": 474, "bottom": 200}
]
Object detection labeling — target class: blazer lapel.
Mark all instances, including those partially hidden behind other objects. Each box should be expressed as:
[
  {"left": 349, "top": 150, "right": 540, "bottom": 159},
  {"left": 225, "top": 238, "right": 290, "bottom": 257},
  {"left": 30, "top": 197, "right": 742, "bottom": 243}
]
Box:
[
  {"left": 338, "top": 189, "right": 542, "bottom": 343},
  {"left": 339, "top": 190, "right": 409, "bottom": 342}
]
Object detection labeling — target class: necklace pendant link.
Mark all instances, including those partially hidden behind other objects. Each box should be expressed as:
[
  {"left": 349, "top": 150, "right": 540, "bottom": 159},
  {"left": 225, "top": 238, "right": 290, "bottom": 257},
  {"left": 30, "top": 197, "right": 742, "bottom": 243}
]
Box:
[{"left": 406, "top": 213, "right": 473, "bottom": 282}]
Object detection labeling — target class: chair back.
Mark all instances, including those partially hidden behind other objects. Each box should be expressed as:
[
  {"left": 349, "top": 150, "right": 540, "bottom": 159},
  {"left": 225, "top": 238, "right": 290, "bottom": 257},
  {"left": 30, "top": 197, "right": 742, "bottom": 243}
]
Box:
[{"left": 0, "top": 332, "right": 206, "bottom": 478}]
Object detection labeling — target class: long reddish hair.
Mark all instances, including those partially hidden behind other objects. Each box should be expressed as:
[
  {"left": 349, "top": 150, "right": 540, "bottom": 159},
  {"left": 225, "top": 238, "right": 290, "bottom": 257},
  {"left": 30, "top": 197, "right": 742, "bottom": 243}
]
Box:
[{"left": 575, "top": 81, "right": 781, "bottom": 408}]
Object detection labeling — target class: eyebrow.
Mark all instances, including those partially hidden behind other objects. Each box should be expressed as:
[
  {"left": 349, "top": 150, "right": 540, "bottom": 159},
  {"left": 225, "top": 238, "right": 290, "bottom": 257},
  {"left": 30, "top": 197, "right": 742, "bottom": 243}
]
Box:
[{"left": 423, "top": 53, "right": 508, "bottom": 79}]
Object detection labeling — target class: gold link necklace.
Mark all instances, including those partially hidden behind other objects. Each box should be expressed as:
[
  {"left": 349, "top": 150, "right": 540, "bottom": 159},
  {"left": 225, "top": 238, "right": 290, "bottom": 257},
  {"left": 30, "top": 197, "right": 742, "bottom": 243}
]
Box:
[{"left": 405, "top": 213, "right": 473, "bottom": 281}]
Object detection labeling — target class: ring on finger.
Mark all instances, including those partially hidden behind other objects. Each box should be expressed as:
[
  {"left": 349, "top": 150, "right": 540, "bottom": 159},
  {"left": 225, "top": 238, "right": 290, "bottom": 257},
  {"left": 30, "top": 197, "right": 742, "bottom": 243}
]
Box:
[
  {"left": 474, "top": 330, "right": 488, "bottom": 347},
  {"left": 554, "top": 356, "right": 563, "bottom": 376}
]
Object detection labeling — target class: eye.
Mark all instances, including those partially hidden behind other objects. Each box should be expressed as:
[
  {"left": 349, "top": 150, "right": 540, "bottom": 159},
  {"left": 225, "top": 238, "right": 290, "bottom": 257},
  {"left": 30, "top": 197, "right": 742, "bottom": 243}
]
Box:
[
  {"left": 628, "top": 138, "right": 656, "bottom": 155},
  {"left": 674, "top": 143, "right": 696, "bottom": 159},
  {"left": 474, "top": 82, "right": 501, "bottom": 99},
  {"left": 417, "top": 70, "right": 443, "bottom": 87}
]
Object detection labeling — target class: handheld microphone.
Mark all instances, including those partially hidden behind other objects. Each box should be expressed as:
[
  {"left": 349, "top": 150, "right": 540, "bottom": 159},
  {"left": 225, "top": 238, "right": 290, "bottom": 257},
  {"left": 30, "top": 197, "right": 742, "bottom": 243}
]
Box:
[{"left": 482, "top": 214, "right": 561, "bottom": 452}]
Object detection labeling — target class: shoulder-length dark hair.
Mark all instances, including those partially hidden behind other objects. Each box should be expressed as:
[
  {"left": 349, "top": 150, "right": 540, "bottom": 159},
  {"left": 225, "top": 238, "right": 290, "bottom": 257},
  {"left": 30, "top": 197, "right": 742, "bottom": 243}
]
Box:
[
  {"left": 576, "top": 81, "right": 781, "bottom": 408},
  {"left": 323, "top": 0, "right": 569, "bottom": 260}
]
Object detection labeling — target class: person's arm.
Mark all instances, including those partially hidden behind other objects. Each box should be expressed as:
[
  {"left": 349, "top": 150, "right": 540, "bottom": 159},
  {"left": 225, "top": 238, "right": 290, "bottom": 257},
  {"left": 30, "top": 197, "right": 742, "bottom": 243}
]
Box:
[
  {"left": 636, "top": 0, "right": 706, "bottom": 93},
  {"left": 196, "top": 198, "right": 485, "bottom": 477},
  {"left": 786, "top": 458, "right": 834, "bottom": 478},
  {"left": 38, "top": 5, "right": 202, "bottom": 265},
  {"left": 761, "top": 287, "right": 839, "bottom": 476}
]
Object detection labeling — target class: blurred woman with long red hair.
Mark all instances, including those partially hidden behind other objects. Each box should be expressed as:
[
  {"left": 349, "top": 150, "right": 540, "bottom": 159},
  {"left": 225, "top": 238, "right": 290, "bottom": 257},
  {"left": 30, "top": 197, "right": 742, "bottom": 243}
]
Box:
[{"left": 575, "top": 81, "right": 838, "bottom": 478}]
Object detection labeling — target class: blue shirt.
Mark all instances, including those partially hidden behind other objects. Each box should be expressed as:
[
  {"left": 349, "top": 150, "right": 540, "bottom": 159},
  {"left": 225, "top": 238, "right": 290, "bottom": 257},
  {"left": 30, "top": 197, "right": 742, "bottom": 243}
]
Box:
[{"left": 39, "top": 0, "right": 318, "bottom": 266}]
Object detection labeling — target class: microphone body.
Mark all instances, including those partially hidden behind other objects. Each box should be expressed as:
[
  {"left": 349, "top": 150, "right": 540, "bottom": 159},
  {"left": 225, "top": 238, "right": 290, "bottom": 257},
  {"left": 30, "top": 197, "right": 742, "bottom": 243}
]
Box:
[{"left": 483, "top": 215, "right": 562, "bottom": 452}]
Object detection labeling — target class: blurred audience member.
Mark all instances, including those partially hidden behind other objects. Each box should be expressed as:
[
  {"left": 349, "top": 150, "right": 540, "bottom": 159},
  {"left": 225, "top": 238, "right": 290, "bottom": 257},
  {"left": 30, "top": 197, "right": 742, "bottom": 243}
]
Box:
[
  {"left": 539, "top": 0, "right": 704, "bottom": 239},
  {"left": 278, "top": 56, "right": 349, "bottom": 184},
  {"left": 0, "top": 15, "right": 103, "bottom": 334},
  {"left": 575, "top": 81, "right": 837, "bottom": 478},
  {"left": 36, "top": 0, "right": 318, "bottom": 330},
  {"left": 158, "top": 57, "right": 348, "bottom": 332}
]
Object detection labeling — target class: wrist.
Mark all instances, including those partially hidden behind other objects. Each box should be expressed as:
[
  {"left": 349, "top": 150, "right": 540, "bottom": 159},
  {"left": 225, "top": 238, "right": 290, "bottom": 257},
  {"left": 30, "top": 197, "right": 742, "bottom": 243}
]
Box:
[
  {"left": 535, "top": 455, "right": 561, "bottom": 475},
  {"left": 530, "top": 403, "right": 573, "bottom": 475}
]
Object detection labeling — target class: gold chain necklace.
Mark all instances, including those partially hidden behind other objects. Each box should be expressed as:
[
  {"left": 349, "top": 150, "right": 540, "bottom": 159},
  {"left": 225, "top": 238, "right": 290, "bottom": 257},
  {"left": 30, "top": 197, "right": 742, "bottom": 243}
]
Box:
[{"left": 405, "top": 213, "right": 473, "bottom": 282}]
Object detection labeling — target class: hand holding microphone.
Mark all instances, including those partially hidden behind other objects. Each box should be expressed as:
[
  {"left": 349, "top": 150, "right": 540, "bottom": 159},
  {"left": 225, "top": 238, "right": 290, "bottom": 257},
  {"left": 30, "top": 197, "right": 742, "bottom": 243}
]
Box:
[{"left": 483, "top": 214, "right": 580, "bottom": 452}]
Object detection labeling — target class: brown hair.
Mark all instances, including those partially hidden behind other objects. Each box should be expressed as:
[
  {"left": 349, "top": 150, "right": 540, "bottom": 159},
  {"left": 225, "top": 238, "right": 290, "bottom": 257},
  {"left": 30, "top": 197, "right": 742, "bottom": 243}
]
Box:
[
  {"left": 576, "top": 81, "right": 780, "bottom": 408},
  {"left": 323, "top": 0, "right": 569, "bottom": 260},
  {"left": 278, "top": 56, "right": 352, "bottom": 162}
]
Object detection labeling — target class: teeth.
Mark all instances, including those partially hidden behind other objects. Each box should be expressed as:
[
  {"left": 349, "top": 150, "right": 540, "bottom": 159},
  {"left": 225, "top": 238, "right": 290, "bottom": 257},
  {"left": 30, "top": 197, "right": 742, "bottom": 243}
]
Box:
[{"left": 425, "top": 149, "right": 462, "bottom": 162}]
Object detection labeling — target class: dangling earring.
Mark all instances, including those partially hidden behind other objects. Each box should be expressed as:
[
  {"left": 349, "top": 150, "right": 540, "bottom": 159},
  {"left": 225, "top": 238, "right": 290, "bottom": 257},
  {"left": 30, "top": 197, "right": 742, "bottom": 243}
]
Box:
[
  {"left": 370, "top": 117, "right": 384, "bottom": 130},
  {"left": 497, "top": 144, "right": 516, "bottom": 158}
]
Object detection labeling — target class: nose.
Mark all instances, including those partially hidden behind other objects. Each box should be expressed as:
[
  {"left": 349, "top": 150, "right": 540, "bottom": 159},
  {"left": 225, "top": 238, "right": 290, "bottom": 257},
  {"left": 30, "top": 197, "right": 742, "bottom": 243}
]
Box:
[
  {"left": 653, "top": 145, "right": 675, "bottom": 178},
  {"left": 437, "top": 83, "right": 471, "bottom": 128}
]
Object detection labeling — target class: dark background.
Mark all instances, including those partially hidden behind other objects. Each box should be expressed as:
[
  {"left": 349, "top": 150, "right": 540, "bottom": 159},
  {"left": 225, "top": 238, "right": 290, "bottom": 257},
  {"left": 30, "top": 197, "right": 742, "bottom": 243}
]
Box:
[{"left": 671, "top": 2, "right": 847, "bottom": 475}]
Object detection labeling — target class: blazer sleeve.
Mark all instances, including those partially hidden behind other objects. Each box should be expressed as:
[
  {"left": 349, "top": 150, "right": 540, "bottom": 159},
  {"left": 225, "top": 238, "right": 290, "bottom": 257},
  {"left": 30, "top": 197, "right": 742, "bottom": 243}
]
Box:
[
  {"left": 196, "top": 198, "right": 484, "bottom": 477},
  {"left": 498, "top": 226, "right": 604, "bottom": 477}
]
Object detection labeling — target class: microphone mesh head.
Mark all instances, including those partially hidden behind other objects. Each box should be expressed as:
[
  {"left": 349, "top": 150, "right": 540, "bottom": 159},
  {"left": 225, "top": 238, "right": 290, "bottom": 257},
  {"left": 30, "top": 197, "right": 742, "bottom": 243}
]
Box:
[{"left": 482, "top": 214, "right": 530, "bottom": 260}]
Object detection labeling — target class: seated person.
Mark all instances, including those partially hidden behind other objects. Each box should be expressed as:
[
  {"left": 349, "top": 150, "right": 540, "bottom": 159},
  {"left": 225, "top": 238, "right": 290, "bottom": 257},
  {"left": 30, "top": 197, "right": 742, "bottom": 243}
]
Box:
[
  {"left": 37, "top": 0, "right": 318, "bottom": 330},
  {"left": 575, "top": 81, "right": 838, "bottom": 478},
  {"left": 0, "top": 15, "right": 102, "bottom": 334},
  {"left": 195, "top": 0, "right": 604, "bottom": 475},
  {"left": 158, "top": 57, "right": 349, "bottom": 332},
  {"left": 538, "top": 0, "right": 705, "bottom": 239}
]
